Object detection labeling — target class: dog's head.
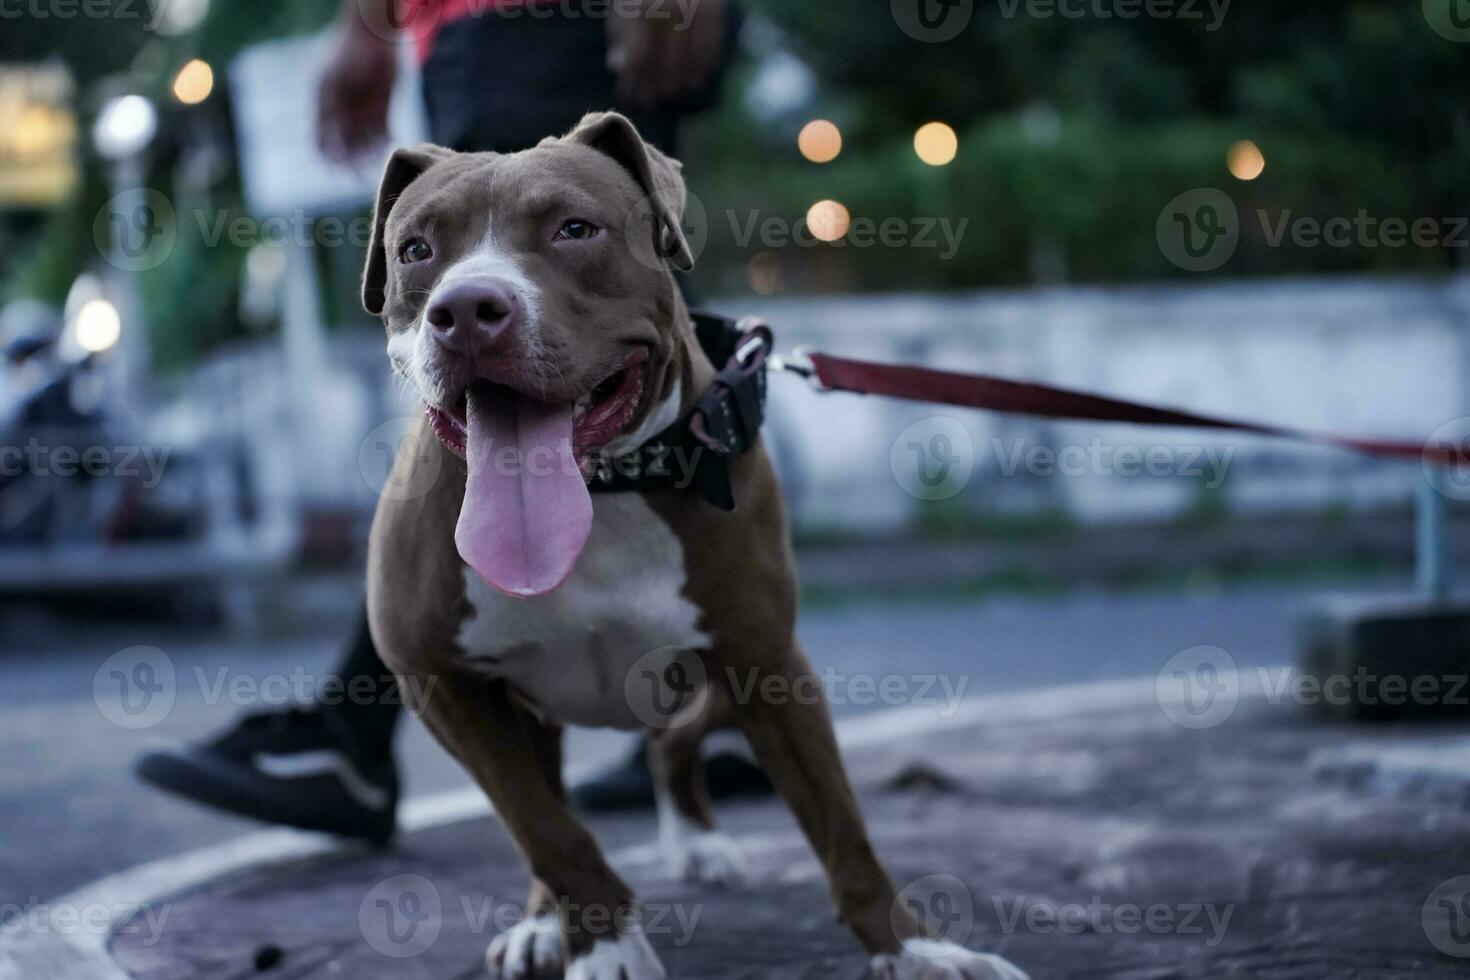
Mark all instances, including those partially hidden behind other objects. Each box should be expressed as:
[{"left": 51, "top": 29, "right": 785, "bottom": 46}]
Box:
[{"left": 363, "top": 112, "right": 695, "bottom": 598}]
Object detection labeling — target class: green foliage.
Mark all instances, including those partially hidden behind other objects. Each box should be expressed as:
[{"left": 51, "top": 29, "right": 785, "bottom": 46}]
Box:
[
  {"left": 699, "top": 0, "right": 1470, "bottom": 297},
  {"left": 6, "top": 0, "right": 1469, "bottom": 368}
]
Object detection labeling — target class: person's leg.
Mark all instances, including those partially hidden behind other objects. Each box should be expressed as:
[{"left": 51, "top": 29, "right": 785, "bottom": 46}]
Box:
[
  {"left": 134, "top": 605, "right": 400, "bottom": 842},
  {"left": 319, "top": 607, "right": 402, "bottom": 760}
]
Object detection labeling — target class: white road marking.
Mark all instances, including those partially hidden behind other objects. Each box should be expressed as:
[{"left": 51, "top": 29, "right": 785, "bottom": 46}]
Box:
[{"left": 0, "top": 675, "right": 1253, "bottom": 980}]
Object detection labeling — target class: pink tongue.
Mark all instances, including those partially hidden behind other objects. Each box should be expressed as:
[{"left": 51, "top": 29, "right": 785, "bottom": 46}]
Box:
[{"left": 455, "top": 385, "right": 592, "bottom": 597}]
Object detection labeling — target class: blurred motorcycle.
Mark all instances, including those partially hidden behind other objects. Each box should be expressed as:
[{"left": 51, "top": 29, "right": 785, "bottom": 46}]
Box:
[{"left": 0, "top": 299, "right": 194, "bottom": 548}]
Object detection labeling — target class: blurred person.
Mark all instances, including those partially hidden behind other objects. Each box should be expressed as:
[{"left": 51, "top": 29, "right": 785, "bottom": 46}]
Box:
[{"left": 135, "top": 0, "right": 768, "bottom": 843}]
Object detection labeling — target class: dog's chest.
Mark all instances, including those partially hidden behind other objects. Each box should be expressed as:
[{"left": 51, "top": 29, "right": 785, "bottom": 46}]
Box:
[{"left": 455, "top": 493, "right": 710, "bottom": 728}]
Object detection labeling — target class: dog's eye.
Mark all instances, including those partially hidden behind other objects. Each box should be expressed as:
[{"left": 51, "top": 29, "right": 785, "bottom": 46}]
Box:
[
  {"left": 398, "top": 239, "right": 433, "bottom": 264},
  {"left": 554, "top": 220, "right": 599, "bottom": 242}
]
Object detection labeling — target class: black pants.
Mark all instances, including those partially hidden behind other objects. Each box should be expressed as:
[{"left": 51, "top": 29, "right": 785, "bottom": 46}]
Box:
[
  {"left": 328, "top": 11, "right": 715, "bottom": 753},
  {"left": 423, "top": 11, "right": 683, "bottom": 154}
]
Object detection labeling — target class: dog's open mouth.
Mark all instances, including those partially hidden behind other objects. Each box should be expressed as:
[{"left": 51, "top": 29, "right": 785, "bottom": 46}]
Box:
[
  {"left": 425, "top": 351, "right": 648, "bottom": 471},
  {"left": 425, "top": 349, "right": 651, "bottom": 599}
]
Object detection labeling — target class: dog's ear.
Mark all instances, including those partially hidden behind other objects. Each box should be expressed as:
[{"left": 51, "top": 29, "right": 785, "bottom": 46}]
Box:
[
  {"left": 363, "top": 144, "right": 454, "bottom": 316},
  {"left": 561, "top": 112, "right": 694, "bottom": 272}
]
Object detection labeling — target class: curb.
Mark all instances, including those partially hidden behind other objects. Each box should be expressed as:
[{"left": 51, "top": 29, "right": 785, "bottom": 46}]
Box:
[{"left": 0, "top": 674, "right": 1222, "bottom": 980}]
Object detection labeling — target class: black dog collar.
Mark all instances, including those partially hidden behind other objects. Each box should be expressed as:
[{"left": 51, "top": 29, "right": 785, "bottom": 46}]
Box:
[{"left": 585, "top": 312, "right": 770, "bottom": 511}]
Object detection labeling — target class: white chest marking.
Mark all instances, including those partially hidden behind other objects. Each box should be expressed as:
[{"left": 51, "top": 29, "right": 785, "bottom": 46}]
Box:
[{"left": 455, "top": 491, "right": 709, "bottom": 729}]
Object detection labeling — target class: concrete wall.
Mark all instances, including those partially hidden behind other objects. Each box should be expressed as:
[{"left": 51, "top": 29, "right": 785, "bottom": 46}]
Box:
[{"left": 174, "top": 274, "right": 1470, "bottom": 537}]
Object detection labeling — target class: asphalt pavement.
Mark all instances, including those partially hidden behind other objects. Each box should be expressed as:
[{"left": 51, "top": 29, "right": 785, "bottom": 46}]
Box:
[{"left": 0, "top": 573, "right": 1389, "bottom": 908}]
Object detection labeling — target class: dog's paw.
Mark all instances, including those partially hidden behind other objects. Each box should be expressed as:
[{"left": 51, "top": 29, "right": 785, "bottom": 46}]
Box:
[
  {"left": 485, "top": 913, "right": 563, "bottom": 978},
  {"left": 871, "top": 939, "right": 1029, "bottom": 980},
  {"left": 665, "top": 829, "right": 748, "bottom": 887},
  {"left": 566, "top": 930, "right": 667, "bottom": 980}
]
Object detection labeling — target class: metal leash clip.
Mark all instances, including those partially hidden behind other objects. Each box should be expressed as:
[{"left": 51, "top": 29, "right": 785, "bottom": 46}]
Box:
[{"left": 768, "top": 345, "right": 826, "bottom": 391}]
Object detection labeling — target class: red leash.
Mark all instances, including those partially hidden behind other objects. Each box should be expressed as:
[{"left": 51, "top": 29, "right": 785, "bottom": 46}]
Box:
[{"left": 772, "top": 347, "right": 1459, "bottom": 467}]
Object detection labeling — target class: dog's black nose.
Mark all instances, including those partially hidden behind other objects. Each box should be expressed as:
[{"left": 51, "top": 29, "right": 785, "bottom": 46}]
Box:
[{"left": 425, "top": 278, "right": 518, "bottom": 351}]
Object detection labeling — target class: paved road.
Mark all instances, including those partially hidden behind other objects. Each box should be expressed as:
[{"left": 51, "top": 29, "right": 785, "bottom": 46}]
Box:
[{"left": 0, "top": 575, "right": 1398, "bottom": 908}]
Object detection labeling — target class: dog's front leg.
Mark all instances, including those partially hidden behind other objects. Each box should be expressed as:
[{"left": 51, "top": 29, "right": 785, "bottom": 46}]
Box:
[
  {"left": 727, "top": 642, "right": 1029, "bottom": 980},
  {"left": 408, "top": 664, "right": 667, "bottom": 980}
]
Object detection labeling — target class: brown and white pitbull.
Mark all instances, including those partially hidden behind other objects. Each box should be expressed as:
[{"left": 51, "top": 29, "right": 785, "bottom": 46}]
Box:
[{"left": 362, "top": 111, "right": 1028, "bottom": 980}]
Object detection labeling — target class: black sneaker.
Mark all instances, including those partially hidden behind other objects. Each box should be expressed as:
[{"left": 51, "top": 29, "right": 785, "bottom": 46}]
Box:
[
  {"left": 569, "top": 741, "right": 774, "bottom": 813},
  {"left": 135, "top": 707, "right": 398, "bottom": 844}
]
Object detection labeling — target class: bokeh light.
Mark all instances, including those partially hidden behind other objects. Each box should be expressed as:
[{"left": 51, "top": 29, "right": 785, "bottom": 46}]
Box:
[
  {"left": 746, "top": 251, "right": 780, "bottom": 295},
  {"left": 75, "top": 298, "right": 121, "bottom": 353},
  {"left": 797, "top": 119, "right": 842, "bottom": 164},
  {"left": 914, "top": 122, "right": 958, "bottom": 166},
  {"left": 806, "top": 200, "right": 851, "bottom": 242},
  {"left": 1227, "top": 140, "right": 1265, "bottom": 181},
  {"left": 173, "top": 60, "right": 215, "bottom": 106}
]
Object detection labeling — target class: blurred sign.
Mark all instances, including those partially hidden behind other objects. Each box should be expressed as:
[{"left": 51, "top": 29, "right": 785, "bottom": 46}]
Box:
[
  {"left": 0, "top": 64, "right": 79, "bottom": 208},
  {"left": 229, "top": 32, "right": 426, "bottom": 218}
]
